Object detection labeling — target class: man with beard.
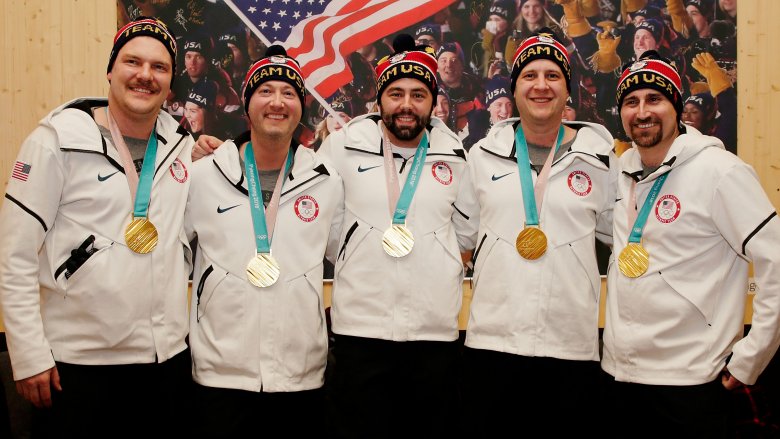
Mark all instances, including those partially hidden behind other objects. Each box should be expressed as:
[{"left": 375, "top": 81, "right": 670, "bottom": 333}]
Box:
[
  {"left": 0, "top": 17, "right": 194, "bottom": 437},
  {"left": 318, "top": 34, "right": 471, "bottom": 439},
  {"left": 456, "top": 28, "right": 616, "bottom": 436},
  {"left": 602, "top": 50, "right": 780, "bottom": 437}
]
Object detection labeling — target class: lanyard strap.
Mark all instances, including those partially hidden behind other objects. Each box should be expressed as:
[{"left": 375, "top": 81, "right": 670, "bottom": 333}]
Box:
[
  {"left": 514, "top": 125, "right": 565, "bottom": 226},
  {"left": 244, "top": 143, "right": 293, "bottom": 253},
  {"left": 381, "top": 127, "right": 429, "bottom": 225},
  {"left": 626, "top": 173, "right": 669, "bottom": 243},
  {"left": 106, "top": 107, "right": 158, "bottom": 218}
]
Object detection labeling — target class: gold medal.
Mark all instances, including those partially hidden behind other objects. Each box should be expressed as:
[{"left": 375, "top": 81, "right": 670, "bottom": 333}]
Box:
[
  {"left": 125, "top": 217, "right": 158, "bottom": 254},
  {"left": 515, "top": 226, "right": 547, "bottom": 260},
  {"left": 247, "top": 253, "right": 280, "bottom": 287},
  {"left": 618, "top": 242, "right": 649, "bottom": 278},
  {"left": 382, "top": 224, "right": 414, "bottom": 258}
]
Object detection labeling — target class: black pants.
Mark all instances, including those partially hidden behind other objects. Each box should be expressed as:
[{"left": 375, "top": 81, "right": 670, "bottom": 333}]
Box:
[
  {"left": 601, "top": 372, "right": 735, "bottom": 438},
  {"left": 461, "top": 347, "right": 601, "bottom": 438},
  {"left": 193, "top": 383, "right": 327, "bottom": 438},
  {"left": 49, "top": 348, "right": 193, "bottom": 439},
  {"left": 331, "top": 335, "right": 460, "bottom": 439}
]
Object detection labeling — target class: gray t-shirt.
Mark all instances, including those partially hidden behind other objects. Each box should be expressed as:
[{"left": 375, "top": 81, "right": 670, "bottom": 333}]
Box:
[
  {"left": 527, "top": 130, "right": 578, "bottom": 174},
  {"left": 98, "top": 125, "right": 148, "bottom": 173},
  {"left": 239, "top": 153, "right": 290, "bottom": 207}
]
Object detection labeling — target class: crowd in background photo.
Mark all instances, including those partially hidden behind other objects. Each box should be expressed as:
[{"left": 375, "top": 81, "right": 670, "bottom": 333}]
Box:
[{"left": 119, "top": 0, "right": 738, "bottom": 155}]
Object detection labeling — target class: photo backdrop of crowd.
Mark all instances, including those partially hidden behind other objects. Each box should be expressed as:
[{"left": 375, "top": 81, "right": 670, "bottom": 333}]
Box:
[{"left": 118, "top": 0, "right": 737, "bottom": 154}]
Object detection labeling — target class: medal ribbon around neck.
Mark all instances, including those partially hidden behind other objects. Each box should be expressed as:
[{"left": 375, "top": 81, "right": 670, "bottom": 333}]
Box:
[
  {"left": 618, "top": 173, "right": 669, "bottom": 278},
  {"left": 244, "top": 143, "right": 292, "bottom": 287},
  {"left": 512, "top": 124, "right": 564, "bottom": 260},
  {"left": 381, "top": 126, "right": 429, "bottom": 257},
  {"left": 107, "top": 107, "right": 160, "bottom": 254}
]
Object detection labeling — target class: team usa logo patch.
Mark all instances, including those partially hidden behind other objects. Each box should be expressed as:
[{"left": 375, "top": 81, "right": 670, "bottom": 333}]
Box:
[
  {"left": 390, "top": 53, "right": 406, "bottom": 64},
  {"left": 431, "top": 161, "right": 453, "bottom": 185},
  {"left": 655, "top": 194, "right": 681, "bottom": 223},
  {"left": 169, "top": 158, "right": 188, "bottom": 183},
  {"left": 294, "top": 195, "right": 319, "bottom": 222},
  {"left": 567, "top": 170, "right": 592, "bottom": 196}
]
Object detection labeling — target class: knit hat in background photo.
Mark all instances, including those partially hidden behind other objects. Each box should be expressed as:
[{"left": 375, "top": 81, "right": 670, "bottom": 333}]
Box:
[
  {"left": 684, "top": 92, "right": 716, "bottom": 120},
  {"left": 632, "top": 6, "right": 662, "bottom": 22},
  {"left": 375, "top": 34, "right": 439, "bottom": 103},
  {"left": 488, "top": 0, "right": 514, "bottom": 23},
  {"left": 634, "top": 18, "right": 665, "bottom": 48},
  {"left": 183, "top": 32, "right": 213, "bottom": 59},
  {"left": 485, "top": 75, "right": 512, "bottom": 107},
  {"left": 510, "top": 27, "right": 571, "bottom": 93},
  {"left": 415, "top": 24, "right": 441, "bottom": 42},
  {"left": 685, "top": 0, "right": 714, "bottom": 22},
  {"left": 186, "top": 80, "right": 217, "bottom": 110},
  {"left": 241, "top": 45, "right": 306, "bottom": 113}
]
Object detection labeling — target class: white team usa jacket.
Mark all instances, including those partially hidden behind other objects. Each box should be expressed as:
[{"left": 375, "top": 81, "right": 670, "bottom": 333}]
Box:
[
  {"left": 185, "top": 133, "right": 344, "bottom": 393},
  {"left": 0, "top": 98, "right": 194, "bottom": 381},
  {"left": 459, "top": 119, "right": 616, "bottom": 361},
  {"left": 319, "top": 114, "right": 471, "bottom": 342},
  {"left": 603, "top": 127, "right": 780, "bottom": 386}
]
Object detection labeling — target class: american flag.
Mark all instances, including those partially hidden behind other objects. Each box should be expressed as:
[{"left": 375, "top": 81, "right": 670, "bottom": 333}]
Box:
[
  {"left": 225, "top": 0, "right": 456, "bottom": 97},
  {"left": 12, "top": 161, "right": 31, "bottom": 182}
]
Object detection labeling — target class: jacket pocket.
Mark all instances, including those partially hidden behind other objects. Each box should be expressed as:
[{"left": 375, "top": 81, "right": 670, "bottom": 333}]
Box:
[
  {"left": 334, "top": 219, "right": 373, "bottom": 277},
  {"left": 277, "top": 264, "right": 328, "bottom": 380},
  {"left": 56, "top": 235, "right": 114, "bottom": 294},
  {"left": 470, "top": 229, "right": 500, "bottom": 293},
  {"left": 195, "top": 264, "right": 230, "bottom": 322}
]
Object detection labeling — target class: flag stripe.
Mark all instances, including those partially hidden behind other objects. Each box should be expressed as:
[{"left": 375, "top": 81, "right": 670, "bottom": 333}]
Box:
[
  {"left": 226, "top": 0, "right": 455, "bottom": 98},
  {"left": 295, "top": 1, "right": 454, "bottom": 95}
]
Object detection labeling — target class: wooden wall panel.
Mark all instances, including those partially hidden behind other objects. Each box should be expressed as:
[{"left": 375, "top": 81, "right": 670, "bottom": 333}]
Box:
[
  {"left": 739, "top": 0, "right": 780, "bottom": 208},
  {"left": 0, "top": 0, "right": 116, "bottom": 198}
]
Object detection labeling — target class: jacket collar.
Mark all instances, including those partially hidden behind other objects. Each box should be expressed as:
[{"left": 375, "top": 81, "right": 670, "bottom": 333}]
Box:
[
  {"left": 479, "top": 118, "right": 613, "bottom": 168},
  {"left": 620, "top": 125, "right": 724, "bottom": 182},
  {"left": 211, "top": 131, "right": 326, "bottom": 198},
  {"left": 44, "top": 97, "right": 191, "bottom": 177},
  {"left": 342, "top": 113, "right": 465, "bottom": 160}
]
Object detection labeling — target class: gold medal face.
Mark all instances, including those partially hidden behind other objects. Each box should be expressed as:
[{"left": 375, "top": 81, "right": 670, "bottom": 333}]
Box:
[
  {"left": 125, "top": 218, "right": 158, "bottom": 254},
  {"left": 246, "top": 253, "right": 280, "bottom": 287},
  {"left": 515, "top": 227, "right": 547, "bottom": 260},
  {"left": 382, "top": 224, "right": 414, "bottom": 258},
  {"left": 618, "top": 242, "right": 650, "bottom": 278}
]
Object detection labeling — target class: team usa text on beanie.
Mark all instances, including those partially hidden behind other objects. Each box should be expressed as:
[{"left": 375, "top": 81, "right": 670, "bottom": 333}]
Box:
[
  {"left": 241, "top": 45, "right": 306, "bottom": 113},
  {"left": 616, "top": 50, "right": 683, "bottom": 117},
  {"left": 510, "top": 28, "right": 571, "bottom": 93},
  {"left": 375, "top": 34, "right": 439, "bottom": 102},
  {"left": 107, "top": 17, "right": 177, "bottom": 75}
]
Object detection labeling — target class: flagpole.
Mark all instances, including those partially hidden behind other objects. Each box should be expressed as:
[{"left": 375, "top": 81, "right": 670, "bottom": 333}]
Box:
[{"left": 223, "top": 0, "right": 350, "bottom": 127}]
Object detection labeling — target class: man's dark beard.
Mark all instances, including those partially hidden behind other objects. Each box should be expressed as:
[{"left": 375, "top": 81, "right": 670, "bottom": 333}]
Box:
[
  {"left": 382, "top": 110, "right": 430, "bottom": 141},
  {"left": 630, "top": 118, "right": 663, "bottom": 148}
]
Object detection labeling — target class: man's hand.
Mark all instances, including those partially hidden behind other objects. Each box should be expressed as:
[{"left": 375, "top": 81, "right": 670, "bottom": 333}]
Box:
[
  {"left": 721, "top": 368, "right": 744, "bottom": 390},
  {"left": 192, "top": 135, "right": 224, "bottom": 161},
  {"left": 16, "top": 366, "right": 61, "bottom": 408}
]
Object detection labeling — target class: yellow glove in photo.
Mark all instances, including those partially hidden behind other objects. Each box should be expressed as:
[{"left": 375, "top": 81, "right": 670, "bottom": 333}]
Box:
[
  {"left": 692, "top": 52, "right": 732, "bottom": 96},
  {"left": 591, "top": 31, "right": 622, "bottom": 73}
]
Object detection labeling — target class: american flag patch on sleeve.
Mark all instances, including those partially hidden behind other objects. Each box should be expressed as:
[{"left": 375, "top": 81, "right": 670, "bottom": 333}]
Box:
[{"left": 12, "top": 161, "right": 32, "bottom": 182}]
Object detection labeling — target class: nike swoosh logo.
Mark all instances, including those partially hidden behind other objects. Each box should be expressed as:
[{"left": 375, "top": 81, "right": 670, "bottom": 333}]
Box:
[
  {"left": 491, "top": 172, "right": 513, "bottom": 181},
  {"left": 217, "top": 204, "right": 241, "bottom": 214},
  {"left": 358, "top": 165, "right": 381, "bottom": 173},
  {"left": 97, "top": 171, "right": 119, "bottom": 182}
]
